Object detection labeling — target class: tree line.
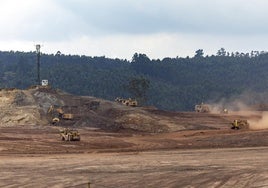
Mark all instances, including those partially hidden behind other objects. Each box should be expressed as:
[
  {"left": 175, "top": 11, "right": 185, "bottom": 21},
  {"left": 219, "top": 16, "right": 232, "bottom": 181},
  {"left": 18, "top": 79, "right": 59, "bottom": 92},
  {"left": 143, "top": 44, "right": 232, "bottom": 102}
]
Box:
[{"left": 0, "top": 49, "right": 268, "bottom": 111}]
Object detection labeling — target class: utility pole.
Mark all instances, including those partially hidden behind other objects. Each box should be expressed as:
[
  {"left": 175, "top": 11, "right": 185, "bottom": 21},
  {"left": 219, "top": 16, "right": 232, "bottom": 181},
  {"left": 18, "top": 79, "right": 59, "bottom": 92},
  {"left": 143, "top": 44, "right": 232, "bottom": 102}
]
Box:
[{"left": 36, "top": 44, "right": 41, "bottom": 85}]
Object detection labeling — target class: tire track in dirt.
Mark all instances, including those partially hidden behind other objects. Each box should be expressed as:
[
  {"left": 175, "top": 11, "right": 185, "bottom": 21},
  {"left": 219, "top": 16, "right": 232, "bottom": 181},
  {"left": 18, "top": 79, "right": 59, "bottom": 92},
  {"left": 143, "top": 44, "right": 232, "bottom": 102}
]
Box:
[{"left": 1, "top": 147, "right": 268, "bottom": 187}]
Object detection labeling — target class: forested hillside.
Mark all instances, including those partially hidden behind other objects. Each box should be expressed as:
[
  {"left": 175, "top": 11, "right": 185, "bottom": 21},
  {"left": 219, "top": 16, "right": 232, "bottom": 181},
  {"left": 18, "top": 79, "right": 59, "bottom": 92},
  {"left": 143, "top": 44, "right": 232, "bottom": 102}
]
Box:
[{"left": 1, "top": 49, "right": 268, "bottom": 111}]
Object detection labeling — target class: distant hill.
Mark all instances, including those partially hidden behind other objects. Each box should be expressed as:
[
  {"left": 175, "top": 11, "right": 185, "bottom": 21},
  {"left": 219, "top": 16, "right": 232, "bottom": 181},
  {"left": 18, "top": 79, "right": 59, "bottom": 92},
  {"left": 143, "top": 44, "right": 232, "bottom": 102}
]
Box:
[{"left": 1, "top": 50, "right": 268, "bottom": 111}]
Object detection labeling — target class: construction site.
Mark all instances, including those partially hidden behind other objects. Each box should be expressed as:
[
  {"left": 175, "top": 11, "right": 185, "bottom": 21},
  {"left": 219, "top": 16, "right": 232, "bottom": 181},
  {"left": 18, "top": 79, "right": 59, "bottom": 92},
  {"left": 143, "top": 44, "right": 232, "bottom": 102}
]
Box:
[{"left": 1, "top": 86, "right": 268, "bottom": 187}]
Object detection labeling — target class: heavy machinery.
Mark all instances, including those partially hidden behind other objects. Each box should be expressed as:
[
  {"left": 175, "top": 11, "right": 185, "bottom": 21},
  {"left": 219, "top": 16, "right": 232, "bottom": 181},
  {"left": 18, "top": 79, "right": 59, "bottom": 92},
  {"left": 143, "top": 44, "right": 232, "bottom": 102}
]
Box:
[
  {"left": 47, "top": 105, "right": 74, "bottom": 125},
  {"left": 60, "top": 128, "right": 80, "bottom": 141},
  {"left": 231, "top": 119, "right": 249, "bottom": 130},
  {"left": 195, "top": 103, "right": 210, "bottom": 113},
  {"left": 115, "top": 97, "right": 138, "bottom": 107},
  {"left": 220, "top": 108, "right": 228, "bottom": 114}
]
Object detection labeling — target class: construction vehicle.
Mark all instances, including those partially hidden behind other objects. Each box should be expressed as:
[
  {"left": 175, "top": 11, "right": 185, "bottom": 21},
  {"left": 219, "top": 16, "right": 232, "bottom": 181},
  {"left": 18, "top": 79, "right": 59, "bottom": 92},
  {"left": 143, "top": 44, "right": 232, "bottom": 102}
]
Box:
[
  {"left": 115, "top": 97, "right": 125, "bottom": 103},
  {"left": 220, "top": 108, "right": 228, "bottom": 114},
  {"left": 115, "top": 97, "right": 138, "bottom": 107},
  {"left": 60, "top": 128, "right": 80, "bottom": 141},
  {"left": 195, "top": 103, "right": 210, "bottom": 113},
  {"left": 47, "top": 105, "right": 74, "bottom": 125},
  {"left": 123, "top": 98, "right": 138, "bottom": 107},
  {"left": 231, "top": 119, "right": 249, "bottom": 130}
]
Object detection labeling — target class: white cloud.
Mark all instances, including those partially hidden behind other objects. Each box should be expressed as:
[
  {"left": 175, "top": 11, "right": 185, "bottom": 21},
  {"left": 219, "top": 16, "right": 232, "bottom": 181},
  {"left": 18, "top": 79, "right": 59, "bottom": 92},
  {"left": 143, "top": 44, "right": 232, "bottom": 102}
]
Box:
[
  {"left": 55, "top": 0, "right": 268, "bottom": 35},
  {"left": 0, "top": 0, "right": 268, "bottom": 59},
  {"left": 0, "top": 0, "right": 88, "bottom": 41}
]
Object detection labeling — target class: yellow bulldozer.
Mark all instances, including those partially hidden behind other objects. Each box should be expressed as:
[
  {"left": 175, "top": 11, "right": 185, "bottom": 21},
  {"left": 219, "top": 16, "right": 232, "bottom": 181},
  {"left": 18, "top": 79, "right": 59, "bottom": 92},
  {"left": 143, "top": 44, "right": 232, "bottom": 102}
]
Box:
[
  {"left": 231, "top": 119, "right": 249, "bottom": 130},
  {"left": 47, "top": 105, "right": 74, "bottom": 125},
  {"left": 60, "top": 128, "right": 80, "bottom": 141},
  {"left": 115, "top": 97, "right": 138, "bottom": 107}
]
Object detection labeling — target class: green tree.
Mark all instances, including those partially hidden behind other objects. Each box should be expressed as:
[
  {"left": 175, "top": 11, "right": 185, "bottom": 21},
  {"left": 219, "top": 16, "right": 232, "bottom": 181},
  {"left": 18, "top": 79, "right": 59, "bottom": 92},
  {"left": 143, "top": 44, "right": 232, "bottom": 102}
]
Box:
[
  {"left": 194, "top": 49, "right": 204, "bottom": 58},
  {"left": 217, "top": 48, "right": 227, "bottom": 56},
  {"left": 131, "top": 53, "right": 150, "bottom": 64},
  {"left": 131, "top": 53, "right": 152, "bottom": 74},
  {"left": 126, "top": 77, "right": 150, "bottom": 105}
]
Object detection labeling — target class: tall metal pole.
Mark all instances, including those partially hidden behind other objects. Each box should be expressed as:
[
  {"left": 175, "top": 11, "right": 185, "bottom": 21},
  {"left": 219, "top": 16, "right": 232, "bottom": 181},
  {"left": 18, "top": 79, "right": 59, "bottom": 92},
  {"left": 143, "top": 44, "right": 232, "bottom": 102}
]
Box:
[{"left": 36, "top": 44, "right": 41, "bottom": 85}]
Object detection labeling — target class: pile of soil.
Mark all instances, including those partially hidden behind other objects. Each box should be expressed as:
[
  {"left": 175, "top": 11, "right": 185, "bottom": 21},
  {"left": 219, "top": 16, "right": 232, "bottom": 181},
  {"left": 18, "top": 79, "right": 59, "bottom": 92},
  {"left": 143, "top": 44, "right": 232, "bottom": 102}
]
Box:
[
  {"left": 0, "top": 88, "right": 42, "bottom": 126},
  {"left": 0, "top": 87, "right": 171, "bottom": 132},
  {"left": 0, "top": 87, "right": 242, "bottom": 133}
]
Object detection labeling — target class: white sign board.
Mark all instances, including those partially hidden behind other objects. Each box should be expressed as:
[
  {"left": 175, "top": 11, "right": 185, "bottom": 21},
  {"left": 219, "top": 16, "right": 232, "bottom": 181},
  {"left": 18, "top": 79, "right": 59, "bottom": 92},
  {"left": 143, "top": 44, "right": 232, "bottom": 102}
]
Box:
[{"left": 41, "top": 80, "right": 48, "bottom": 86}]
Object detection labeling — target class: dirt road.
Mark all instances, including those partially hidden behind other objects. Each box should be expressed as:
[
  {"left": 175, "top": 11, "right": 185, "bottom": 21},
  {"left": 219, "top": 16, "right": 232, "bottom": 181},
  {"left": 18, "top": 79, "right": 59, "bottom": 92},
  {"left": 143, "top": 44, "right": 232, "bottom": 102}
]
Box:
[{"left": 1, "top": 147, "right": 268, "bottom": 188}]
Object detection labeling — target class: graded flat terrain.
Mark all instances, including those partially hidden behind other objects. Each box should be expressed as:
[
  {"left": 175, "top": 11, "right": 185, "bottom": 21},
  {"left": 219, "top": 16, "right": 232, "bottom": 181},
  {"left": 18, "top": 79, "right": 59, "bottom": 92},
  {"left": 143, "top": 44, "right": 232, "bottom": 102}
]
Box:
[{"left": 1, "top": 147, "right": 268, "bottom": 188}]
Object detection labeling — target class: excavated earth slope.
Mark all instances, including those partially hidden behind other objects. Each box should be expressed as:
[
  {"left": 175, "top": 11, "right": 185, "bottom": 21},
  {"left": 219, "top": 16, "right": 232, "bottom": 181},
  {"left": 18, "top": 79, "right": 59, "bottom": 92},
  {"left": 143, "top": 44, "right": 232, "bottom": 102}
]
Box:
[
  {"left": 0, "top": 88, "right": 42, "bottom": 126},
  {"left": 0, "top": 87, "right": 177, "bottom": 132},
  {"left": 0, "top": 87, "right": 238, "bottom": 132}
]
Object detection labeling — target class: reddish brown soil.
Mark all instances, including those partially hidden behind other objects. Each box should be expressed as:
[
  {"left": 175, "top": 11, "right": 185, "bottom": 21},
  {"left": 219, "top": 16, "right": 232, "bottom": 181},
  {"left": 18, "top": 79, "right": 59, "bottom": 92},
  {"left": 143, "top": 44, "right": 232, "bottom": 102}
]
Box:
[
  {"left": 1, "top": 111, "right": 268, "bottom": 187},
  {"left": 1, "top": 117, "right": 268, "bottom": 155},
  {"left": 1, "top": 88, "right": 268, "bottom": 187}
]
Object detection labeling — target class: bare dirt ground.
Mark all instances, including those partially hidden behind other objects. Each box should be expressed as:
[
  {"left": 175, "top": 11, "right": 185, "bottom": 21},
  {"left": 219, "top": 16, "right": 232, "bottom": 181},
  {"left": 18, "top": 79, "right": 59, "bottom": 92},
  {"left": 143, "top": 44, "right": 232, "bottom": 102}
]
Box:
[
  {"left": 1, "top": 118, "right": 268, "bottom": 187},
  {"left": 1, "top": 88, "right": 268, "bottom": 187},
  {"left": 2, "top": 147, "right": 268, "bottom": 188}
]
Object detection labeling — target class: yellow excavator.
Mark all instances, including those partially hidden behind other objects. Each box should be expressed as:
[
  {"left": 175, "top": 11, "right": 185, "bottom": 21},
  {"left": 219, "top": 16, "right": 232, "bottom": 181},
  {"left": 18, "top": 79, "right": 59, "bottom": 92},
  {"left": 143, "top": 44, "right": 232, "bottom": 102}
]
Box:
[{"left": 47, "top": 105, "right": 74, "bottom": 125}]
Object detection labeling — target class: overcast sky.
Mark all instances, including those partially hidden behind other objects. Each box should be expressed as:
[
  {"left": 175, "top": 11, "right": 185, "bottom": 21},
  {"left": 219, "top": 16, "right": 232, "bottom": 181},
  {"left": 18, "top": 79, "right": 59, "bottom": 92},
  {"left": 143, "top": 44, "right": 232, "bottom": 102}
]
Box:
[{"left": 0, "top": 0, "right": 268, "bottom": 59}]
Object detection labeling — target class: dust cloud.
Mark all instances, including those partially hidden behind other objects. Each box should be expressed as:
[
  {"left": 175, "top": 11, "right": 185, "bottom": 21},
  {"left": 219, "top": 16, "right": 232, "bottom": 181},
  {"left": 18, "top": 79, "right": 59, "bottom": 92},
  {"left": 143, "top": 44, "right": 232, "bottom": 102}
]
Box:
[
  {"left": 208, "top": 99, "right": 252, "bottom": 114},
  {"left": 207, "top": 90, "right": 268, "bottom": 114},
  {"left": 206, "top": 91, "right": 268, "bottom": 130},
  {"left": 209, "top": 99, "right": 268, "bottom": 130},
  {"left": 204, "top": 92, "right": 268, "bottom": 130},
  {"left": 248, "top": 112, "right": 268, "bottom": 130}
]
